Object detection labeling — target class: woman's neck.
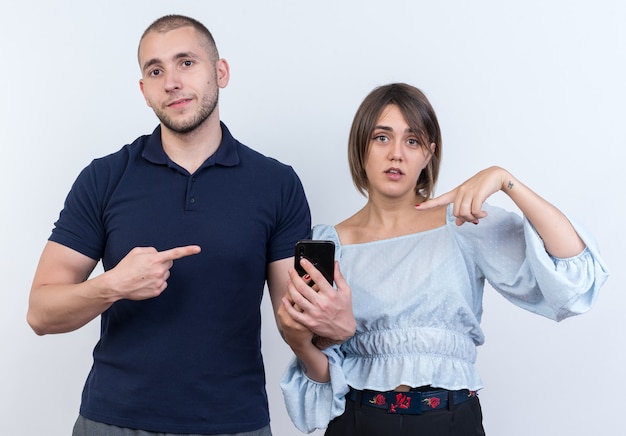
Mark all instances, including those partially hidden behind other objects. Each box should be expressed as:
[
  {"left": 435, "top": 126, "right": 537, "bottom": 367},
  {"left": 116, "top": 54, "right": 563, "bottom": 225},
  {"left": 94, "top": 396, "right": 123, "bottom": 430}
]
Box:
[{"left": 336, "top": 194, "right": 445, "bottom": 244}]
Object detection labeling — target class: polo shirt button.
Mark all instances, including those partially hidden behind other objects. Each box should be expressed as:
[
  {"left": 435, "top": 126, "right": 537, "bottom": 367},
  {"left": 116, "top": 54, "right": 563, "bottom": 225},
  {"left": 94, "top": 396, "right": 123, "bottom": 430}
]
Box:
[{"left": 190, "top": 197, "right": 196, "bottom": 204}]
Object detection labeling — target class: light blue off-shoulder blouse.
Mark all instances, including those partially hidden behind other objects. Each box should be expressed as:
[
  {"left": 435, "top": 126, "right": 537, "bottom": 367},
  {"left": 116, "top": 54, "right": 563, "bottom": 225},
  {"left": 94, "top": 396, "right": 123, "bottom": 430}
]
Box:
[{"left": 281, "top": 203, "right": 608, "bottom": 433}]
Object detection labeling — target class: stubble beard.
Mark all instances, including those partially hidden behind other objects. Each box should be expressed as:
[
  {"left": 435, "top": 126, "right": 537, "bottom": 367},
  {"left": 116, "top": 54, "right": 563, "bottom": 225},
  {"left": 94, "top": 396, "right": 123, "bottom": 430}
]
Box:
[{"left": 155, "top": 89, "right": 219, "bottom": 135}]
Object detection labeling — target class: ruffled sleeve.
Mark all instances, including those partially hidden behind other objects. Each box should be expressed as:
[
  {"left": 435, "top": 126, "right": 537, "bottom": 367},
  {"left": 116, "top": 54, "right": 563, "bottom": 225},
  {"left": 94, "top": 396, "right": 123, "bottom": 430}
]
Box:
[
  {"left": 280, "top": 224, "right": 349, "bottom": 433},
  {"left": 280, "top": 345, "right": 350, "bottom": 433},
  {"left": 522, "top": 215, "right": 609, "bottom": 321},
  {"left": 451, "top": 203, "right": 609, "bottom": 322}
]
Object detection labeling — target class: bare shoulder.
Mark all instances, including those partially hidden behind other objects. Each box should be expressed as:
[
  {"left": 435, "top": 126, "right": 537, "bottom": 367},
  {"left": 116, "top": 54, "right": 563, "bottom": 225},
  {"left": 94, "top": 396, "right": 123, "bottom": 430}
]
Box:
[
  {"left": 416, "top": 203, "right": 448, "bottom": 228},
  {"left": 334, "top": 210, "right": 366, "bottom": 245},
  {"left": 336, "top": 204, "right": 448, "bottom": 245}
]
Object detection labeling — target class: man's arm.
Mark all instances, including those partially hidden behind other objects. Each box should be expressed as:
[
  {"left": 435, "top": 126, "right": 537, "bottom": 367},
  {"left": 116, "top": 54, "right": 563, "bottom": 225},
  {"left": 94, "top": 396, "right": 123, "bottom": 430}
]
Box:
[
  {"left": 267, "top": 257, "right": 330, "bottom": 383},
  {"left": 28, "top": 241, "right": 108, "bottom": 335},
  {"left": 266, "top": 257, "right": 293, "bottom": 333},
  {"left": 27, "top": 241, "right": 201, "bottom": 335}
]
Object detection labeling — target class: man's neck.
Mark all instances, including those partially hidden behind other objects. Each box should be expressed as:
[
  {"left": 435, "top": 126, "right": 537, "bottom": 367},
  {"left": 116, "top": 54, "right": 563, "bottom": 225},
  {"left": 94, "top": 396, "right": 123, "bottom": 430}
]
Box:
[{"left": 160, "top": 117, "right": 222, "bottom": 174}]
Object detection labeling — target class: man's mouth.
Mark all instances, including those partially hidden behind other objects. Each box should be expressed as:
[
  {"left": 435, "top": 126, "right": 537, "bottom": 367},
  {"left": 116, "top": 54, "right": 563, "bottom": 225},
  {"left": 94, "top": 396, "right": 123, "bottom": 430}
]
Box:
[{"left": 167, "top": 98, "right": 192, "bottom": 108}]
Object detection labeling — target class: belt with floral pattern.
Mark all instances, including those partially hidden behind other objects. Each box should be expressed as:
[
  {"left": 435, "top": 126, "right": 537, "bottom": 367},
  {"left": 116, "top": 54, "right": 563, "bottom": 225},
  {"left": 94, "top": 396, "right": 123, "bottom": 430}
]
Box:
[{"left": 347, "top": 387, "right": 477, "bottom": 415}]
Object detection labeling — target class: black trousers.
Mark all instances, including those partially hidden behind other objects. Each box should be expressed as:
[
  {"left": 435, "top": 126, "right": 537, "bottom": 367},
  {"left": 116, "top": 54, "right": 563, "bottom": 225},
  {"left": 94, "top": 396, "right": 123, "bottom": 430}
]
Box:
[{"left": 324, "top": 393, "right": 485, "bottom": 436}]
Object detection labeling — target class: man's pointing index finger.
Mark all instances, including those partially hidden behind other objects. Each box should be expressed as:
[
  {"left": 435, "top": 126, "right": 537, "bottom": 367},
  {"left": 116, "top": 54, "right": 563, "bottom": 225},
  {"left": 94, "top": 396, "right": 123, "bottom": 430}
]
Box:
[{"left": 161, "top": 245, "right": 202, "bottom": 261}]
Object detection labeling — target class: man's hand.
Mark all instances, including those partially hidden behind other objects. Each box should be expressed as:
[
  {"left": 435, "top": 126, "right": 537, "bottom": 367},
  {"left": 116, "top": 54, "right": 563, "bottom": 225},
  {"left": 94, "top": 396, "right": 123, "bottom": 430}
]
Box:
[
  {"left": 28, "top": 243, "right": 202, "bottom": 335},
  {"left": 108, "top": 245, "right": 201, "bottom": 301}
]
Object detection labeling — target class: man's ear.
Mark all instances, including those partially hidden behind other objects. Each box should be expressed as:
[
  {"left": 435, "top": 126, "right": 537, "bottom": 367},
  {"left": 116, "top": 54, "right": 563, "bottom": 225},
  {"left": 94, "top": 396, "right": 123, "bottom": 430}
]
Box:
[
  {"left": 216, "top": 58, "right": 230, "bottom": 89},
  {"left": 139, "top": 79, "right": 152, "bottom": 108}
]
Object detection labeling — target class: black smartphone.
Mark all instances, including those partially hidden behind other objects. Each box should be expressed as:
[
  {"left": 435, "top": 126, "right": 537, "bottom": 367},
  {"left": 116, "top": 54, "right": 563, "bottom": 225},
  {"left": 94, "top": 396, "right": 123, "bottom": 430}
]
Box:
[{"left": 294, "top": 240, "right": 335, "bottom": 286}]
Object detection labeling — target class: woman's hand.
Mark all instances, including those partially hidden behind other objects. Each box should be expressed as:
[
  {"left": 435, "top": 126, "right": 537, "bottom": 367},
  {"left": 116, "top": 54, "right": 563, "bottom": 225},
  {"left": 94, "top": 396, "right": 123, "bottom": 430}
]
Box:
[
  {"left": 416, "top": 166, "right": 585, "bottom": 257},
  {"left": 282, "top": 260, "right": 356, "bottom": 343},
  {"left": 416, "top": 166, "right": 511, "bottom": 226},
  {"left": 277, "top": 300, "right": 314, "bottom": 352},
  {"left": 278, "top": 266, "right": 335, "bottom": 383}
]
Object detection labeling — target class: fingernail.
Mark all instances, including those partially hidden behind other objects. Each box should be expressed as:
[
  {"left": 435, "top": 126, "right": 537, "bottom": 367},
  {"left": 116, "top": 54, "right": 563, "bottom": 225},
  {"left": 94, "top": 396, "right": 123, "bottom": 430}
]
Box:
[
  {"left": 303, "top": 274, "right": 311, "bottom": 280},
  {"left": 415, "top": 204, "right": 421, "bottom": 207},
  {"left": 473, "top": 221, "right": 479, "bottom": 225}
]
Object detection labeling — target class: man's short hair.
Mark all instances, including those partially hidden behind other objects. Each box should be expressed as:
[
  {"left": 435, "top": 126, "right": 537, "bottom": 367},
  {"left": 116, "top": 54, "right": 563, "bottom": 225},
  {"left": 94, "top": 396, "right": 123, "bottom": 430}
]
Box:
[{"left": 138, "top": 14, "right": 219, "bottom": 63}]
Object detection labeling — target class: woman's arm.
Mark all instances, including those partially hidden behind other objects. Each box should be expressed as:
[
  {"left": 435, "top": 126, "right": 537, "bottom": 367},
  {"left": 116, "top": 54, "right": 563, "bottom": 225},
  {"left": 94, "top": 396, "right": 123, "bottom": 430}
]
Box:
[
  {"left": 277, "top": 266, "right": 333, "bottom": 382},
  {"left": 417, "top": 166, "right": 585, "bottom": 258}
]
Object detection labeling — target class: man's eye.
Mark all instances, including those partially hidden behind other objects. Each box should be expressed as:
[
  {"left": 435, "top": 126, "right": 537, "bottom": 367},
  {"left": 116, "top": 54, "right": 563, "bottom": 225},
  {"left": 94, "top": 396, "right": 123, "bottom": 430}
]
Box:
[
  {"left": 149, "top": 69, "right": 162, "bottom": 77},
  {"left": 183, "top": 60, "right": 193, "bottom": 67}
]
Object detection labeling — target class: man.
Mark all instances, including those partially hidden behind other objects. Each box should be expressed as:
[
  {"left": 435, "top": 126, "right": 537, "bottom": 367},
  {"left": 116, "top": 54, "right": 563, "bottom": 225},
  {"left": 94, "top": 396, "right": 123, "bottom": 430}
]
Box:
[{"left": 27, "top": 15, "right": 311, "bottom": 435}]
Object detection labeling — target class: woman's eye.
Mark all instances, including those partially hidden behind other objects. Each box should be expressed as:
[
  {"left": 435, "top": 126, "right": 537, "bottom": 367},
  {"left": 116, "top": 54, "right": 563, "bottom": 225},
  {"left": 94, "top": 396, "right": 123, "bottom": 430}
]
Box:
[
  {"left": 374, "top": 135, "right": 388, "bottom": 142},
  {"left": 407, "top": 138, "right": 420, "bottom": 147}
]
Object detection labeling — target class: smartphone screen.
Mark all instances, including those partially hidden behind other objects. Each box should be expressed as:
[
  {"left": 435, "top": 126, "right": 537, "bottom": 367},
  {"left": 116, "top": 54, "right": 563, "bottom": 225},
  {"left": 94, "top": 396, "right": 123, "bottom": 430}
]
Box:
[{"left": 294, "top": 240, "right": 335, "bottom": 286}]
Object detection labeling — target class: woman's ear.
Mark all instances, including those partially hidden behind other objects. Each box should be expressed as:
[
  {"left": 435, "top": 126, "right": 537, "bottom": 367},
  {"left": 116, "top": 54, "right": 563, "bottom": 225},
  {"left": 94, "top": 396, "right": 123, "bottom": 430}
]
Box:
[{"left": 424, "top": 142, "right": 436, "bottom": 166}]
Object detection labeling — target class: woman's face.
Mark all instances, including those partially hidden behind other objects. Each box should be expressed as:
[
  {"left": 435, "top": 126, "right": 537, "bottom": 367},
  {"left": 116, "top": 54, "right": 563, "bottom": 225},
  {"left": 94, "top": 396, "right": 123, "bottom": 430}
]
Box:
[{"left": 364, "top": 104, "right": 433, "bottom": 201}]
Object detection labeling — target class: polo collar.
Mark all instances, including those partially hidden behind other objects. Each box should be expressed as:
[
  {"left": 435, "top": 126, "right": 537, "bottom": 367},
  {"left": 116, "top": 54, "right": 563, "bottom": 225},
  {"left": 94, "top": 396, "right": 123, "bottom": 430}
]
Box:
[{"left": 142, "top": 122, "right": 240, "bottom": 169}]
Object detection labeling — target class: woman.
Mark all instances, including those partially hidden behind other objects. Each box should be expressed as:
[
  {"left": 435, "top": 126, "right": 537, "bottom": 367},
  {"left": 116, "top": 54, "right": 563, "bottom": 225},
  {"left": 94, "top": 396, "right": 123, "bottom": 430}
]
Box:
[{"left": 278, "top": 83, "right": 608, "bottom": 435}]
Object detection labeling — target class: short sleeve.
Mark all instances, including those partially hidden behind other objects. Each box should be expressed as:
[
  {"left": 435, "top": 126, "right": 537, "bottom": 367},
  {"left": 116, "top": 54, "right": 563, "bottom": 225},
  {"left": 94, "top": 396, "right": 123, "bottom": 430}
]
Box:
[
  {"left": 49, "top": 160, "right": 109, "bottom": 260},
  {"left": 266, "top": 167, "right": 312, "bottom": 262}
]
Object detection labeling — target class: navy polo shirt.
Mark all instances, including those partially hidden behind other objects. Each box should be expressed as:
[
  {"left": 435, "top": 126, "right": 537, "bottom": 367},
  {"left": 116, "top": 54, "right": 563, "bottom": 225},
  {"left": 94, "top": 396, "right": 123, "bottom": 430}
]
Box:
[{"left": 50, "top": 123, "right": 311, "bottom": 434}]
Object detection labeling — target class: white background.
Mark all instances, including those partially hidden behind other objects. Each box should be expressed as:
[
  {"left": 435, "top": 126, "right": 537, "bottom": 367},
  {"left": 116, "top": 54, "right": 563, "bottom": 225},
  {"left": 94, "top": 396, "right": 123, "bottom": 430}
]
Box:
[{"left": 1, "top": 1, "right": 623, "bottom": 435}]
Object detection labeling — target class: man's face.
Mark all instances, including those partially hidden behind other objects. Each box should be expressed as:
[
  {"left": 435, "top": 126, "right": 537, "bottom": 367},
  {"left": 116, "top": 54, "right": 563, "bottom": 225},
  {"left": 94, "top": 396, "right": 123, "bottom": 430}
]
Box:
[{"left": 138, "top": 26, "right": 229, "bottom": 134}]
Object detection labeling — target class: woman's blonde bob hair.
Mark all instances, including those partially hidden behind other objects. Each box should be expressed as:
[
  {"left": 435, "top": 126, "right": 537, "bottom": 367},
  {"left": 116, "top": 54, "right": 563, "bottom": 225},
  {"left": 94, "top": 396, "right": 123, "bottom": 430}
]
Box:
[{"left": 348, "top": 83, "right": 442, "bottom": 199}]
